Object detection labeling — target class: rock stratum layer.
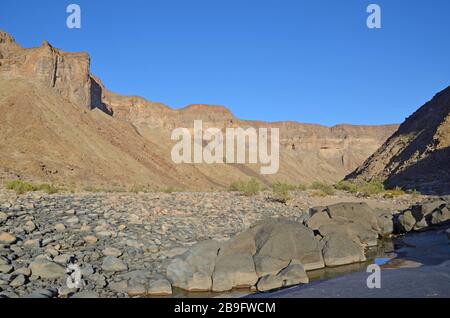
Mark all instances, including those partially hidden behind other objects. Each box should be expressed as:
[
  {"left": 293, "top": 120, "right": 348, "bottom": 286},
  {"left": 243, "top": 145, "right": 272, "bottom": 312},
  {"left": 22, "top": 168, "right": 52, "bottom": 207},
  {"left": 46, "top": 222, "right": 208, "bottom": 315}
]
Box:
[
  {"left": 346, "top": 85, "right": 450, "bottom": 194},
  {"left": 0, "top": 30, "right": 397, "bottom": 189}
]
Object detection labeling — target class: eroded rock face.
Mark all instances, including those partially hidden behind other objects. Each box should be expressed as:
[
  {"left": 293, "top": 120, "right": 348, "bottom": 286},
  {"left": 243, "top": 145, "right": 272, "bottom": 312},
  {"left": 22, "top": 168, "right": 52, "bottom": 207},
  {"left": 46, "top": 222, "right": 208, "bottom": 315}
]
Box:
[{"left": 0, "top": 38, "right": 93, "bottom": 109}]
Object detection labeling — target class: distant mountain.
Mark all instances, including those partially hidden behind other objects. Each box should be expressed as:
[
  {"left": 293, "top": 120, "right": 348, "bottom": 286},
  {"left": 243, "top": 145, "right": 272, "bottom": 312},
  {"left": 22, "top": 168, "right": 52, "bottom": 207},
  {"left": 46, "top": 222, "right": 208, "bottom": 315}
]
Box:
[
  {"left": 0, "top": 30, "right": 397, "bottom": 189},
  {"left": 346, "top": 85, "right": 450, "bottom": 194}
]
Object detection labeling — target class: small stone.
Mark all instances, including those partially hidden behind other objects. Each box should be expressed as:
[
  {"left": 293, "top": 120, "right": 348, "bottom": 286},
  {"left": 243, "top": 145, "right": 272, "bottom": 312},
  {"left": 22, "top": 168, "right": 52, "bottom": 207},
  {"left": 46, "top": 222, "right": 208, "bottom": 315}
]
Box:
[
  {"left": 23, "top": 239, "right": 41, "bottom": 249},
  {"left": 9, "top": 274, "right": 27, "bottom": 287},
  {"left": 0, "top": 264, "right": 13, "bottom": 274},
  {"left": 55, "top": 223, "right": 66, "bottom": 232},
  {"left": 102, "top": 247, "right": 122, "bottom": 257},
  {"left": 24, "top": 220, "right": 37, "bottom": 233},
  {"left": 13, "top": 267, "right": 32, "bottom": 277},
  {"left": 53, "top": 254, "right": 73, "bottom": 265},
  {"left": 84, "top": 235, "right": 98, "bottom": 245},
  {"left": 29, "top": 258, "right": 66, "bottom": 279},
  {"left": 65, "top": 216, "right": 80, "bottom": 226},
  {"left": 0, "top": 256, "right": 10, "bottom": 265},
  {"left": 101, "top": 256, "right": 128, "bottom": 272},
  {"left": 0, "top": 212, "right": 8, "bottom": 223},
  {"left": 0, "top": 232, "right": 17, "bottom": 244}
]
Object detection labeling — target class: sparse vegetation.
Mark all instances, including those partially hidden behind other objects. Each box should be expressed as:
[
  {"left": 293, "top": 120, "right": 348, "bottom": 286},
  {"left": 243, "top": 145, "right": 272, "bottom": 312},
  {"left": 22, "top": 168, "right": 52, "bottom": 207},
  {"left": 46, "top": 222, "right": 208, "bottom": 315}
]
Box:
[
  {"left": 6, "top": 180, "right": 60, "bottom": 195},
  {"left": 229, "top": 178, "right": 261, "bottom": 196},
  {"left": 271, "top": 182, "right": 296, "bottom": 203},
  {"left": 310, "top": 190, "right": 328, "bottom": 197},
  {"left": 334, "top": 180, "right": 358, "bottom": 193},
  {"left": 160, "top": 186, "right": 180, "bottom": 194},
  {"left": 310, "top": 181, "right": 335, "bottom": 195},
  {"left": 357, "top": 179, "right": 385, "bottom": 196},
  {"left": 384, "top": 186, "right": 406, "bottom": 198}
]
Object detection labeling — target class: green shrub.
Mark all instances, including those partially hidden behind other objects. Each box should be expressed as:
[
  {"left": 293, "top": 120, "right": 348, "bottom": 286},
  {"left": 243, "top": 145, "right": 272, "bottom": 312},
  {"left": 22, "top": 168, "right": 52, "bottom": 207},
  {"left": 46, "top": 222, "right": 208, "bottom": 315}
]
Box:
[
  {"left": 358, "top": 179, "right": 385, "bottom": 196},
  {"left": 6, "top": 180, "right": 59, "bottom": 194},
  {"left": 310, "top": 181, "right": 335, "bottom": 195},
  {"left": 229, "top": 178, "right": 261, "bottom": 196},
  {"left": 6, "top": 180, "right": 37, "bottom": 194},
  {"left": 38, "top": 184, "right": 59, "bottom": 195},
  {"left": 271, "top": 182, "right": 295, "bottom": 203},
  {"left": 310, "top": 190, "right": 327, "bottom": 197},
  {"left": 334, "top": 180, "right": 358, "bottom": 193}
]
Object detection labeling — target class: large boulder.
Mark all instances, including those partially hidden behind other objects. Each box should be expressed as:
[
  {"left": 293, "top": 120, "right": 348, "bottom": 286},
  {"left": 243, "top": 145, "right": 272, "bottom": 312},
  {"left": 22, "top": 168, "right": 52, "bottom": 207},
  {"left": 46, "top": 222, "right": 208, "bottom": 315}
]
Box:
[
  {"left": 326, "top": 202, "right": 379, "bottom": 233},
  {"left": 252, "top": 219, "right": 325, "bottom": 274},
  {"left": 212, "top": 252, "right": 258, "bottom": 292},
  {"left": 305, "top": 202, "right": 382, "bottom": 246},
  {"left": 166, "top": 240, "right": 221, "bottom": 291},
  {"left": 321, "top": 233, "right": 366, "bottom": 267},
  {"left": 317, "top": 221, "right": 378, "bottom": 247}
]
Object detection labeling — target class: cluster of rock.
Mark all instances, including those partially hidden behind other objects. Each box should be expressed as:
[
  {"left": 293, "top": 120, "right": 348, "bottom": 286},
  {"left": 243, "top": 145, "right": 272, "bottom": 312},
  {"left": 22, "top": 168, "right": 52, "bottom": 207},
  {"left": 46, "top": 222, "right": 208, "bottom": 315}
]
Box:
[
  {"left": 0, "top": 191, "right": 314, "bottom": 298},
  {"left": 1, "top": 190, "right": 449, "bottom": 298},
  {"left": 395, "top": 197, "right": 450, "bottom": 233},
  {"left": 166, "top": 199, "right": 450, "bottom": 293}
]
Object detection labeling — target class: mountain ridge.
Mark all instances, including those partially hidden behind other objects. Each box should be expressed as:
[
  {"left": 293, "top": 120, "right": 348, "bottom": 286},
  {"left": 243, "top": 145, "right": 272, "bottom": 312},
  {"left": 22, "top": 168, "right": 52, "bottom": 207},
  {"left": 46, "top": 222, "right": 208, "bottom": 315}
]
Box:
[{"left": 0, "top": 30, "right": 399, "bottom": 189}]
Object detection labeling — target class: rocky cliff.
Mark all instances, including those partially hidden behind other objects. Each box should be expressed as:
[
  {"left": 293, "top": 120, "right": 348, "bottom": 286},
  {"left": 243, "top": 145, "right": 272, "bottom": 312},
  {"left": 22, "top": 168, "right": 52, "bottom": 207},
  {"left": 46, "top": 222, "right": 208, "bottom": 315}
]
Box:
[{"left": 0, "top": 30, "right": 398, "bottom": 189}]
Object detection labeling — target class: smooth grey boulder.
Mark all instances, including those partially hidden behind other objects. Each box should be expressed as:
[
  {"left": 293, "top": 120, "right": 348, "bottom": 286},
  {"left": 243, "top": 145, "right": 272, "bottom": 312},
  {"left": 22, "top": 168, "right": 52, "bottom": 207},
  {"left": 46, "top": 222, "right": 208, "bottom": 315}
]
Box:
[
  {"left": 212, "top": 251, "right": 258, "bottom": 292},
  {"left": 306, "top": 203, "right": 381, "bottom": 246},
  {"left": 166, "top": 240, "right": 221, "bottom": 291},
  {"left": 321, "top": 233, "right": 366, "bottom": 267},
  {"left": 317, "top": 221, "right": 378, "bottom": 247},
  {"left": 252, "top": 219, "right": 324, "bottom": 273}
]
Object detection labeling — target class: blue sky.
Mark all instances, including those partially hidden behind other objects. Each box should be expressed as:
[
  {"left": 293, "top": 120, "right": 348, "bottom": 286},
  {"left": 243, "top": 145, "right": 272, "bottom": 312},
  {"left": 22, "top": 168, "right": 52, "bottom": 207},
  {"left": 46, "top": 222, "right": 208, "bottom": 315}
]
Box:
[{"left": 1, "top": 0, "right": 449, "bottom": 126}]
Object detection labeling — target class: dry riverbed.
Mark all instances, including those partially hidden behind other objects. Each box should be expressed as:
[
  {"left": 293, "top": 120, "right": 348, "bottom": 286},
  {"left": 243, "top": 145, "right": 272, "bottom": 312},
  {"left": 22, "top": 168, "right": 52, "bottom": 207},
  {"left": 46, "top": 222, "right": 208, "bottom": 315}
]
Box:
[{"left": 0, "top": 189, "right": 435, "bottom": 298}]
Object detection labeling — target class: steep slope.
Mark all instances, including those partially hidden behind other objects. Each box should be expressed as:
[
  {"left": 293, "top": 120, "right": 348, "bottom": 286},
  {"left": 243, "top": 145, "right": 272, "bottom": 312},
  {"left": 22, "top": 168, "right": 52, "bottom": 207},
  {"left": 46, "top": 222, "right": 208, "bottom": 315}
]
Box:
[
  {"left": 0, "top": 30, "right": 398, "bottom": 189},
  {"left": 346, "top": 86, "right": 450, "bottom": 194}
]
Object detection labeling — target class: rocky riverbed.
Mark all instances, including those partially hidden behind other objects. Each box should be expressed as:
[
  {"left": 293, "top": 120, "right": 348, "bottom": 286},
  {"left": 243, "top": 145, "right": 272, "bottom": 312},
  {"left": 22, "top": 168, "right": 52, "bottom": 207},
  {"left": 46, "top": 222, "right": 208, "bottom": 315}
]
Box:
[{"left": 0, "top": 189, "right": 448, "bottom": 298}]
